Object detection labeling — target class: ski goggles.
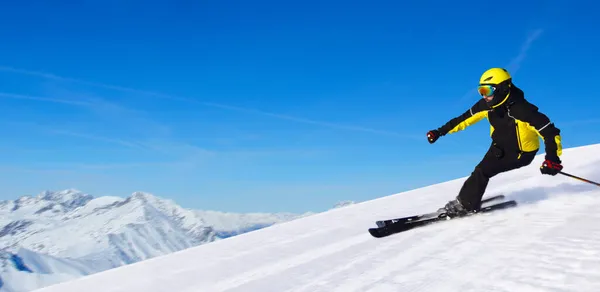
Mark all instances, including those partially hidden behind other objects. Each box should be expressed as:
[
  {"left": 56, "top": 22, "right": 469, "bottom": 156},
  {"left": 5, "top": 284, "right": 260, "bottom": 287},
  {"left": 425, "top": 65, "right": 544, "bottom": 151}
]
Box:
[{"left": 477, "top": 85, "right": 496, "bottom": 97}]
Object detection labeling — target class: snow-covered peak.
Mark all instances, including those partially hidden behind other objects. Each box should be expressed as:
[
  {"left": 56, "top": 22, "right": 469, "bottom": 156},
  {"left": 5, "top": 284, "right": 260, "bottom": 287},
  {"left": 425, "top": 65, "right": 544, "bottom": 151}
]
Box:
[
  {"left": 35, "top": 189, "right": 93, "bottom": 210},
  {"left": 1, "top": 189, "right": 94, "bottom": 219},
  {"left": 127, "top": 192, "right": 182, "bottom": 215},
  {"left": 334, "top": 200, "right": 355, "bottom": 208},
  {"left": 129, "top": 191, "right": 157, "bottom": 203},
  {"left": 195, "top": 210, "right": 312, "bottom": 238}
]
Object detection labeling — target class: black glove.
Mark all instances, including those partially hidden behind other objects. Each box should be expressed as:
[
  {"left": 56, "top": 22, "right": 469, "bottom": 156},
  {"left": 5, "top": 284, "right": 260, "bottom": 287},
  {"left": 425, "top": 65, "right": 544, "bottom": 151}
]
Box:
[
  {"left": 427, "top": 129, "right": 441, "bottom": 144},
  {"left": 540, "top": 156, "right": 563, "bottom": 176}
]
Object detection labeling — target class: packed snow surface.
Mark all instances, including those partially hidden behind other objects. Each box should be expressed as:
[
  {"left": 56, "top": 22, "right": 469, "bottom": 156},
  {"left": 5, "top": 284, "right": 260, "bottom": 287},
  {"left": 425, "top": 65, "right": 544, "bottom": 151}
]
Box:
[{"left": 33, "top": 144, "right": 600, "bottom": 291}]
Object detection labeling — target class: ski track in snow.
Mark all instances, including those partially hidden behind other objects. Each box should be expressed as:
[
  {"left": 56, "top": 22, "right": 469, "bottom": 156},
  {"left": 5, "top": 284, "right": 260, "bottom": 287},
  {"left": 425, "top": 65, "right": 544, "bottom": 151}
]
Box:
[{"left": 32, "top": 144, "right": 600, "bottom": 292}]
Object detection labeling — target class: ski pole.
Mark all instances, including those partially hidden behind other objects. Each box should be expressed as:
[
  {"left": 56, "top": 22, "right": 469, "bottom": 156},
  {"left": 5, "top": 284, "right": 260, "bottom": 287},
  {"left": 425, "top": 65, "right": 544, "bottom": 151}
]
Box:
[{"left": 559, "top": 171, "right": 600, "bottom": 187}]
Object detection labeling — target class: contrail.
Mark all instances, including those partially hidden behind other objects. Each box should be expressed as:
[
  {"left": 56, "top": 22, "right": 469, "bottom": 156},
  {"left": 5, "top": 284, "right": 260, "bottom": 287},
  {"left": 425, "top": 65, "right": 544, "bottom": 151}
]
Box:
[
  {"left": 200, "top": 102, "right": 415, "bottom": 138},
  {"left": 458, "top": 29, "right": 544, "bottom": 104},
  {"left": 47, "top": 129, "right": 149, "bottom": 151},
  {"left": 506, "top": 29, "right": 544, "bottom": 74},
  {"left": 0, "top": 92, "right": 95, "bottom": 106},
  {"left": 0, "top": 65, "right": 416, "bottom": 139}
]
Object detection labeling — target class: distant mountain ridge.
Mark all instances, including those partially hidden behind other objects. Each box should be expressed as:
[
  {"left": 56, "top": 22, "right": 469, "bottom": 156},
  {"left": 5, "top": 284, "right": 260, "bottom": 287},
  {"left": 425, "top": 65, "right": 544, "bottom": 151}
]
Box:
[{"left": 0, "top": 189, "right": 311, "bottom": 292}]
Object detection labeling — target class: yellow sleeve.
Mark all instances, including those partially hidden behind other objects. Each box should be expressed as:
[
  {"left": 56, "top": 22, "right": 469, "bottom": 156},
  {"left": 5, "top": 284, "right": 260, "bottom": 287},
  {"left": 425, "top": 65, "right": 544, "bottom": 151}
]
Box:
[{"left": 447, "top": 110, "right": 488, "bottom": 134}]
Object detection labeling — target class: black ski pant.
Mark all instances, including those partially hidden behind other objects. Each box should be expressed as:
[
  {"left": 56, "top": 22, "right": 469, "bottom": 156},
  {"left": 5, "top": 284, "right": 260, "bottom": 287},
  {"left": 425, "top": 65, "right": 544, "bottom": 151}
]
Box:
[{"left": 457, "top": 142, "right": 537, "bottom": 211}]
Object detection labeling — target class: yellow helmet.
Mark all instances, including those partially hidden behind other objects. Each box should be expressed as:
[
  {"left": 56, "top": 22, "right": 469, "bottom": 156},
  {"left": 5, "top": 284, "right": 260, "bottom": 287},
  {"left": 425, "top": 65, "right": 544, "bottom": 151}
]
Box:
[
  {"left": 479, "top": 68, "right": 511, "bottom": 85},
  {"left": 478, "top": 68, "right": 512, "bottom": 108}
]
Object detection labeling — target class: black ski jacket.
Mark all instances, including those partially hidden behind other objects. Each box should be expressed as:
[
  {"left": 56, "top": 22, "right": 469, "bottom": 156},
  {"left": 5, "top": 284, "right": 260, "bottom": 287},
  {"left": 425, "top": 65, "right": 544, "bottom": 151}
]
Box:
[{"left": 437, "top": 85, "right": 562, "bottom": 162}]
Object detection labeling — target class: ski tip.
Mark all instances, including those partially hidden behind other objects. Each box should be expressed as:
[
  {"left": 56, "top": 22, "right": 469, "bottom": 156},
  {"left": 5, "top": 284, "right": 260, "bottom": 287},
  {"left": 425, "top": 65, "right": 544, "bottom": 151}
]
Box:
[{"left": 368, "top": 227, "right": 389, "bottom": 238}]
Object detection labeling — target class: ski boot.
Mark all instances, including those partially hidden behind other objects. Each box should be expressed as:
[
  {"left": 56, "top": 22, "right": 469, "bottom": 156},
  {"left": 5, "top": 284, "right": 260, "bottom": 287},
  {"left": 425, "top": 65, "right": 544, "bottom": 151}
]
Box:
[{"left": 438, "top": 197, "right": 470, "bottom": 219}]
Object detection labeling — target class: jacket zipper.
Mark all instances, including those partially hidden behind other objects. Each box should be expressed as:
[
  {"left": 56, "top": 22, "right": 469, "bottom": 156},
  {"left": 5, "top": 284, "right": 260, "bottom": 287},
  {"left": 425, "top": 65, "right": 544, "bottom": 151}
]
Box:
[{"left": 515, "top": 122, "right": 523, "bottom": 159}]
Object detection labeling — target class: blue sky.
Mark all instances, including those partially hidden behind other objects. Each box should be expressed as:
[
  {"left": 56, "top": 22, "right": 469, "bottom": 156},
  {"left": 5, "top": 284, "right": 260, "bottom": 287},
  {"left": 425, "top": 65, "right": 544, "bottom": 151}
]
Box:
[{"left": 0, "top": 0, "right": 599, "bottom": 213}]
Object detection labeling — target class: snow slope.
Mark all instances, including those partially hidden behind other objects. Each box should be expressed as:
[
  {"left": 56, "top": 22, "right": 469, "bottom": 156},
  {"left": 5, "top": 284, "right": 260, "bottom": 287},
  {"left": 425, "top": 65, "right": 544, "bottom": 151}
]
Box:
[
  {"left": 32, "top": 143, "right": 600, "bottom": 292},
  {"left": 0, "top": 190, "right": 308, "bottom": 292}
]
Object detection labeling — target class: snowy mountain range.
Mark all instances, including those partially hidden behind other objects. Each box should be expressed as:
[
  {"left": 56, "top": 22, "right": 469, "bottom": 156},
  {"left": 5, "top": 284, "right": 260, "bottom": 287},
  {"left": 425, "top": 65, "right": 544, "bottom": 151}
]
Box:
[{"left": 0, "top": 190, "right": 311, "bottom": 292}]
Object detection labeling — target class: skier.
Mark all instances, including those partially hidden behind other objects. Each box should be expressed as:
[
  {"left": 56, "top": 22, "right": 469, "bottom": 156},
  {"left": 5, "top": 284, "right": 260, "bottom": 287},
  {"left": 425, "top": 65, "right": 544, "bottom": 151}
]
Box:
[{"left": 426, "top": 68, "right": 564, "bottom": 218}]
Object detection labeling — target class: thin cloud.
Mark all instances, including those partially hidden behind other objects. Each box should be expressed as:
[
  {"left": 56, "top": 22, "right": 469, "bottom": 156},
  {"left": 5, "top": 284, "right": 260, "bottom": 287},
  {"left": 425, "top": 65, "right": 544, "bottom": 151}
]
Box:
[
  {"left": 201, "top": 102, "right": 416, "bottom": 138},
  {"left": 0, "top": 65, "right": 415, "bottom": 139},
  {"left": 0, "top": 66, "right": 186, "bottom": 102},
  {"left": 0, "top": 161, "right": 182, "bottom": 172},
  {"left": 0, "top": 165, "right": 79, "bottom": 175},
  {"left": 4, "top": 121, "right": 152, "bottom": 152},
  {"left": 0, "top": 90, "right": 202, "bottom": 155},
  {"left": 0, "top": 92, "right": 95, "bottom": 106},
  {"left": 136, "top": 140, "right": 217, "bottom": 157},
  {"left": 47, "top": 129, "right": 149, "bottom": 151},
  {"left": 50, "top": 161, "right": 182, "bottom": 170}
]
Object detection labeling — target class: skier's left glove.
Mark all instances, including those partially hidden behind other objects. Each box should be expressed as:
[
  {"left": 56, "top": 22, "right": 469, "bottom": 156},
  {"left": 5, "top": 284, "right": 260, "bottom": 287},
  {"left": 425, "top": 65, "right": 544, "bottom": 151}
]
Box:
[{"left": 540, "top": 156, "right": 562, "bottom": 176}]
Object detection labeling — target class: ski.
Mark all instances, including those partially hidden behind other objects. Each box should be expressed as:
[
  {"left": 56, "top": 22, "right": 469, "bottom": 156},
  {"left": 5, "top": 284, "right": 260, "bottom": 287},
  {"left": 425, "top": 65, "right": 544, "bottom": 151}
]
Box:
[
  {"left": 368, "top": 199, "right": 517, "bottom": 238},
  {"left": 375, "top": 194, "right": 505, "bottom": 228}
]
